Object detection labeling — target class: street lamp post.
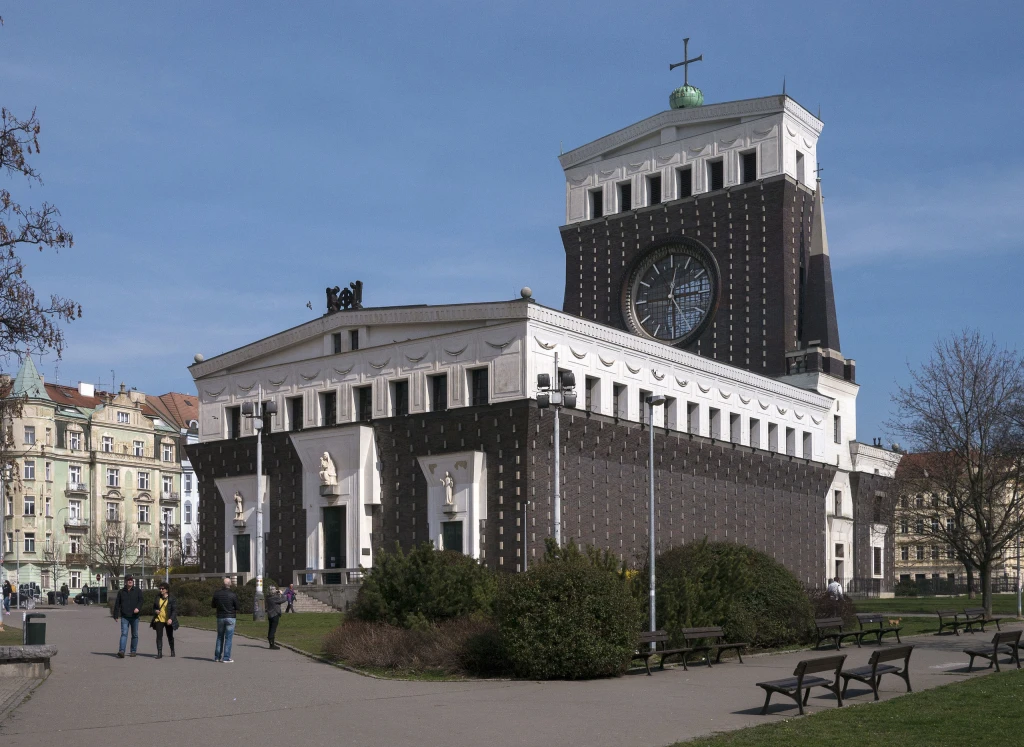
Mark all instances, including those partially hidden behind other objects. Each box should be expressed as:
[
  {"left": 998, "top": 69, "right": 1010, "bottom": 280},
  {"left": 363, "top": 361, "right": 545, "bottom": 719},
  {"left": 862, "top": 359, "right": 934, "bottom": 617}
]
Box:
[
  {"left": 536, "top": 354, "right": 576, "bottom": 548},
  {"left": 15, "top": 528, "right": 20, "bottom": 611},
  {"left": 242, "top": 386, "right": 276, "bottom": 621},
  {"left": 646, "top": 394, "right": 666, "bottom": 650},
  {"left": 0, "top": 464, "right": 10, "bottom": 627},
  {"left": 164, "top": 509, "right": 170, "bottom": 584}
]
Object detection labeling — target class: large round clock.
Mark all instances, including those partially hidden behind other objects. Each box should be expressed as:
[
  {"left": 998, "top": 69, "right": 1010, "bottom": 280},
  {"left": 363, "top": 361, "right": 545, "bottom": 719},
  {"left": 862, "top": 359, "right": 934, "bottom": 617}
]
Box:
[{"left": 621, "top": 237, "right": 721, "bottom": 346}]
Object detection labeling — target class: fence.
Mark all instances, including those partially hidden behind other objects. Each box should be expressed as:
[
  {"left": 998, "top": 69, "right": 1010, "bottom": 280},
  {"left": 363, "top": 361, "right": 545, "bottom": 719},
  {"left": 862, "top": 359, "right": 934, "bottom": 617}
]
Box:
[{"left": 894, "top": 574, "right": 1022, "bottom": 597}]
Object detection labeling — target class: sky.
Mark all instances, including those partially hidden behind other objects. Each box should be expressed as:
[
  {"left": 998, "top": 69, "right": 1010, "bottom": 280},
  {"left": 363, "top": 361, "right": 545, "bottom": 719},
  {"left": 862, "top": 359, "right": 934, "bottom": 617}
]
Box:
[{"left": 1, "top": 1, "right": 1022, "bottom": 444}]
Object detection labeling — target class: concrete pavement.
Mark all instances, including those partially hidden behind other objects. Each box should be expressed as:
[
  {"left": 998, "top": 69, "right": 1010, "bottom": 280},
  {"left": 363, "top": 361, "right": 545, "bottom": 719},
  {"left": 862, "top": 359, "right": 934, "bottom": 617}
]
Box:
[{"left": 2, "top": 606, "right": 1019, "bottom": 746}]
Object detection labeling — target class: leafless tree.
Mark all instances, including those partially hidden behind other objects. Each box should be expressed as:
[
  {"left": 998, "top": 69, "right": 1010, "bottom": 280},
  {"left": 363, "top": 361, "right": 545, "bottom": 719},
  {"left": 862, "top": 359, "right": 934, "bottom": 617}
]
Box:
[
  {"left": 889, "top": 330, "right": 1024, "bottom": 612},
  {"left": 86, "top": 520, "right": 140, "bottom": 586}
]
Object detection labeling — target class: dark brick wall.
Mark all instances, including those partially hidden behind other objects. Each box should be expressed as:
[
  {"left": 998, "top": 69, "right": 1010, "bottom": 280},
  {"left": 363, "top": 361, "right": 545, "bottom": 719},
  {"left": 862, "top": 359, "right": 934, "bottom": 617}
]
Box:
[
  {"left": 850, "top": 471, "right": 898, "bottom": 592},
  {"left": 560, "top": 176, "right": 814, "bottom": 378}
]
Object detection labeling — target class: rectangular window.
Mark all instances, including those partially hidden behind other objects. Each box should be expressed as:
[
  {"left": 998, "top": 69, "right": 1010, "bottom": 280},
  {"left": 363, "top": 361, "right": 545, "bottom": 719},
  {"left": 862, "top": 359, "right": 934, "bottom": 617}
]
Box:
[
  {"left": 162, "top": 444, "right": 174, "bottom": 462},
  {"left": 391, "top": 380, "right": 409, "bottom": 417},
  {"left": 69, "top": 431, "right": 81, "bottom": 450},
  {"left": 69, "top": 465, "right": 82, "bottom": 484},
  {"left": 931, "top": 546, "right": 940, "bottom": 560},
  {"left": 873, "top": 547, "right": 883, "bottom": 576},
  {"left": 184, "top": 501, "right": 193, "bottom": 524},
  {"left": 133, "top": 440, "right": 145, "bottom": 457},
  {"left": 429, "top": 374, "right": 448, "bottom": 412},
  {"left": 947, "top": 518, "right": 954, "bottom": 532},
  {"left": 332, "top": 332, "right": 342, "bottom": 354},
  {"left": 664, "top": 396, "right": 678, "bottom": 430},
  {"left": 23, "top": 426, "right": 35, "bottom": 445},
  {"left": 585, "top": 376, "right": 599, "bottom": 413},
  {"left": 138, "top": 472, "right": 150, "bottom": 490},
  {"left": 184, "top": 474, "right": 192, "bottom": 493},
  {"left": 4, "top": 497, "right": 10, "bottom": 516},
  {"left": 647, "top": 174, "right": 662, "bottom": 205},
  {"left": 709, "top": 408, "right": 721, "bottom": 440},
  {"left": 741, "top": 151, "right": 757, "bottom": 183},
  {"left": 677, "top": 167, "right": 693, "bottom": 198},
  {"left": 23, "top": 495, "right": 35, "bottom": 516},
  {"left": 69, "top": 500, "right": 82, "bottom": 521},
  {"left": 319, "top": 390, "right": 338, "bottom": 427},
  {"left": 931, "top": 517, "right": 940, "bottom": 533},
  {"left": 768, "top": 423, "right": 779, "bottom": 451},
  {"left": 288, "top": 396, "right": 304, "bottom": 431},
  {"left": 117, "top": 411, "right": 130, "bottom": 424},
  {"left": 947, "top": 547, "right": 955, "bottom": 560},
  {"left": 749, "top": 418, "right": 761, "bottom": 448},
  {"left": 349, "top": 330, "right": 360, "bottom": 351},
  {"left": 470, "top": 368, "right": 489, "bottom": 406},
  {"left": 785, "top": 427, "right": 796, "bottom": 456},
  {"left": 106, "top": 468, "right": 120, "bottom": 488},
  {"left": 163, "top": 475, "right": 174, "bottom": 495},
  {"left": 901, "top": 520, "right": 908, "bottom": 534},
  {"left": 226, "top": 406, "right": 241, "bottom": 439},
  {"left": 833, "top": 490, "right": 842, "bottom": 516},
  {"left": 102, "top": 436, "right": 114, "bottom": 453},
  {"left": 796, "top": 151, "right": 805, "bottom": 183},
  {"left": 729, "top": 413, "right": 741, "bottom": 443},
  {"left": 833, "top": 415, "right": 841, "bottom": 444},
  {"left": 687, "top": 402, "right": 700, "bottom": 434},
  {"left": 901, "top": 546, "right": 909, "bottom": 561},
  {"left": 24, "top": 533, "right": 35, "bottom": 553},
  {"left": 916, "top": 545, "right": 925, "bottom": 561},
  {"left": 23, "top": 460, "right": 35, "bottom": 480},
  {"left": 45, "top": 495, "right": 51, "bottom": 516},
  {"left": 70, "top": 534, "right": 82, "bottom": 553},
  {"left": 138, "top": 504, "right": 150, "bottom": 523},
  {"left": 802, "top": 431, "right": 813, "bottom": 459},
  {"left": 355, "top": 386, "right": 373, "bottom": 423},
  {"left": 45, "top": 461, "right": 52, "bottom": 481},
  {"left": 915, "top": 519, "right": 924, "bottom": 533},
  {"left": 618, "top": 181, "right": 632, "bottom": 213},
  {"left": 4, "top": 534, "right": 10, "bottom": 554},
  {"left": 45, "top": 427, "right": 52, "bottom": 446},
  {"left": 834, "top": 543, "right": 844, "bottom": 559},
  {"left": 612, "top": 383, "right": 627, "bottom": 419},
  {"left": 70, "top": 571, "right": 81, "bottom": 589},
  {"left": 139, "top": 538, "right": 149, "bottom": 557},
  {"left": 708, "top": 160, "right": 724, "bottom": 191},
  {"left": 589, "top": 188, "right": 604, "bottom": 219},
  {"left": 639, "top": 390, "right": 652, "bottom": 425}
]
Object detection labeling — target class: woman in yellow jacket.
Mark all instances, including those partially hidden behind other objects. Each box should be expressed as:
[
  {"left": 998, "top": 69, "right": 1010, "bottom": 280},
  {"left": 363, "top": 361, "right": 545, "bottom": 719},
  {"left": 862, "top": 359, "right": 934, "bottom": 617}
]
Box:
[{"left": 151, "top": 582, "right": 179, "bottom": 659}]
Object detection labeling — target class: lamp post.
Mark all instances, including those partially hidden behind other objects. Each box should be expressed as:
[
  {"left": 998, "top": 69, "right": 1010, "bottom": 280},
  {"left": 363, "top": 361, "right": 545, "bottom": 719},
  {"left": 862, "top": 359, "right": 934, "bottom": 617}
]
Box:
[
  {"left": 0, "top": 463, "right": 10, "bottom": 627},
  {"left": 536, "top": 354, "right": 576, "bottom": 548},
  {"left": 164, "top": 508, "right": 170, "bottom": 584},
  {"left": 646, "top": 394, "right": 666, "bottom": 649},
  {"left": 15, "top": 528, "right": 20, "bottom": 611},
  {"left": 242, "top": 386, "right": 276, "bottom": 621}
]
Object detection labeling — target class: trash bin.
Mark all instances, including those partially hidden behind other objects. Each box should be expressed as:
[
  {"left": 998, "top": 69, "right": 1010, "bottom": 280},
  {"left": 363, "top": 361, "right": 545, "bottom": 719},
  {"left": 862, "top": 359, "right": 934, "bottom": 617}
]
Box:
[
  {"left": 47, "top": 591, "right": 56, "bottom": 605},
  {"left": 98, "top": 587, "right": 108, "bottom": 604},
  {"left": 23, "top": 613, "right": 46, "bottom": 645}
]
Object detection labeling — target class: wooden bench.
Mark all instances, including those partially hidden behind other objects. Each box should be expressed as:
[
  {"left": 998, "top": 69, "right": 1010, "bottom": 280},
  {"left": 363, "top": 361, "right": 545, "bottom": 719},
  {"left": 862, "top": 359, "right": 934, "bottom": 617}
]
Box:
[
  {"left": 936, "top": 609, "right": 963, "bottom": 636},
  {"left": 814, "top": 617, "right": 863, "bottom": 649},
  {"left": 963, "top": 607, "right": 1002, "bottom": 634},
  {"left": 756, "top": 654, "right": 846, "bottom": 715},
  {"left": 840, "top": 645, "right": 914, "bottom": 701},
  {"left": 678, "top": 626, "right": 748, "bottom": 668},
  {"left": 631, "top": 630, "right": 692, "bottom": 675},
  {"left": 964, "top": 630, "right": 1022, "bottom": 673},
  {"left": 855, "top": 613, "right": 903, "bottom": 645}
]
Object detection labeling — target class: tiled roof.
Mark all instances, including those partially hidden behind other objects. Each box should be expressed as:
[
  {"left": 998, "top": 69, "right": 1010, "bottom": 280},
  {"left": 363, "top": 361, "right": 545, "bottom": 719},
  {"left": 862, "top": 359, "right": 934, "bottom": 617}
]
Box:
[
  {"left": 44, "top": 383, "right": 103, "bottom": 409},
  {"left": 154, "top": 392, "right": 199, "bottom": 430}
]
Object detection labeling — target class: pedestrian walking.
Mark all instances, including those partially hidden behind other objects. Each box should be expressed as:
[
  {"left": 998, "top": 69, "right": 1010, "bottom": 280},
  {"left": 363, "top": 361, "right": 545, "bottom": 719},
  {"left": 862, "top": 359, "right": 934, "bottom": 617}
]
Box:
[
  {"left": 2, "top": 580, "right": 11, "bottom": 613},
  {"left": 113, "top": 575, "right": 145, "bottom": 658},
  {"left": 151, "top": 582, "right": 179, "bottom": 659},
  {"left": 827, "top": 576, "right": 844, "bottom": 600},
  {"left": 284, "top": 583, "right": 295, "bottom": 613},
  {"left": 60, "top": 583, "right": 69, "bottom": 606},
  {"left": 265, "top": 585, "right": 285, "bottom": 650},
  {"left": 211, "top": 576, "right": 239, "bottom": 663}
]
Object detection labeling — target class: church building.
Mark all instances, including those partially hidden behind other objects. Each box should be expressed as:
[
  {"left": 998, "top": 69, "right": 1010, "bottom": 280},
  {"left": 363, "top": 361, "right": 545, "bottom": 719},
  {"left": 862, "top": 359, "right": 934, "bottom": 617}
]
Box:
[{"left": 188, "top": 59, "right": 900, "bottom": 592}]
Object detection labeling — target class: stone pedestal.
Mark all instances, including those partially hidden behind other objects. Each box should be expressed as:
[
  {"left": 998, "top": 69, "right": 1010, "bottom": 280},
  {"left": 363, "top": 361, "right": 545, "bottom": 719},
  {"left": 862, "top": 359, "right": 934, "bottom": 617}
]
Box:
[{"left": 320, "top": 484, "right": 341, "bottom": 497}]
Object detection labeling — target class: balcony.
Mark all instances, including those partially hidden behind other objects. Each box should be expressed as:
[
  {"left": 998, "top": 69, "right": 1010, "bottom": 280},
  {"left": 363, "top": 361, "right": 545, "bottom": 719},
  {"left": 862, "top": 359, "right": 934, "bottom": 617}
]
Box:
[
  {"left": 64, "top": 517, "right": 90, "bottom": 531},
  {"left": 66, "top": 553, "right": 88, "bottom": 565},
  {"left": 160, "top": 491, "right": 180, "bottom": 503},
  {"left": 66, "top": 481, "right": 89, "bottom": 495}
]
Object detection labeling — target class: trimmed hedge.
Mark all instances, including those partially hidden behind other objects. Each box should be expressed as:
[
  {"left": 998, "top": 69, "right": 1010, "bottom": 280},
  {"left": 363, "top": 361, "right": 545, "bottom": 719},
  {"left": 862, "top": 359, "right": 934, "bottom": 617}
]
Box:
[
  {"left": 653, "top": 540, "right": 815, "bottom": 648},
  {"left": 352, "top": 543, "right": 497, "bottom": 629},
  {"left": 496, "top": 540, "right": 641, "bottom": 679}
]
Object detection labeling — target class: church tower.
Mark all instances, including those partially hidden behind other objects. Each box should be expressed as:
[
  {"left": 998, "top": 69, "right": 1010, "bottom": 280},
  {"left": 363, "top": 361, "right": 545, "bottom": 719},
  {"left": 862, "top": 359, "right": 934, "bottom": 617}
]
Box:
[{"left": 558, "top": 45, "right": 854, "bottom": 383}]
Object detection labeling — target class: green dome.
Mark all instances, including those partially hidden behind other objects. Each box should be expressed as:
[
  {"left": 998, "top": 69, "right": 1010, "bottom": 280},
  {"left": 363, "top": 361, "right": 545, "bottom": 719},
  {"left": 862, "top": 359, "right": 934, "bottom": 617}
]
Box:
[{"left": 669, "top": 85, "right": 704, "bottom": 109}]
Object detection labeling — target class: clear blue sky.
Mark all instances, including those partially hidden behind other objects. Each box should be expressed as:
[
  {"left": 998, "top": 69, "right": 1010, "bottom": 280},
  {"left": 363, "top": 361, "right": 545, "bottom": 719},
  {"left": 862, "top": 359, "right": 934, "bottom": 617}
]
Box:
[{"left": 2, "top": 1, "right": 1022, "bottom": 443}]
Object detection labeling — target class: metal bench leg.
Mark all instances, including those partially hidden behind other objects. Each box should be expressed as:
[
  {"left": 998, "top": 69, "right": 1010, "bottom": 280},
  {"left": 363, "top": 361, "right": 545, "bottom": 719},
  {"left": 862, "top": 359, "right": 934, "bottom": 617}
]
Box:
[
  {"left": 803, "top": 687, "right": 812, "bottom": 706},
  {"left": 835, "top": 682, "right": 844, "bottom": 708},
  {"left": 737, "top": 649, "right": 744, "bottom": 664},
  {"left": 760, "top": 689, "right": 773, "bottom": 716},
  {"left": 840, "top": 676, "right": 850, "bottom": 697},
  {"left": 796, "top": 689, "right": 805, "bottom": 716},
  {"left": 992, "top": 655, "right": 1000, "bottom": 673},
  {"left": 645, "top": 656, "right": 652, "bottom": 676},
  {"left": 902, "top": 668, "right": 912, "bottom": 693},
  {"left": 872, "top": 675, "right": 880, "bottom": 701}
]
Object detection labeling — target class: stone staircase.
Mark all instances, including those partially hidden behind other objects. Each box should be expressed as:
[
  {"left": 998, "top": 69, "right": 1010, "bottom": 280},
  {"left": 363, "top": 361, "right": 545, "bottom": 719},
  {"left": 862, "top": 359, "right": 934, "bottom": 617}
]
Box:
[{"left": 292, "top": 590, "right": 338, "bottom": 613}]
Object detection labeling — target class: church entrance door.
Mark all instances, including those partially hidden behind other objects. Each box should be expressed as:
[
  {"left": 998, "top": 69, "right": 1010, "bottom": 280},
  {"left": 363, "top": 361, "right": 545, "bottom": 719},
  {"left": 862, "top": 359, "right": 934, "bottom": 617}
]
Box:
[
  {"left": 235, "top": 534, "right": 251, "bottom": 574},
  {"left": 442, "top": 521, "right": 464, "bottom": 554},
  {"left": 323, "top": 507, "right": 346, "bottom": 583}
]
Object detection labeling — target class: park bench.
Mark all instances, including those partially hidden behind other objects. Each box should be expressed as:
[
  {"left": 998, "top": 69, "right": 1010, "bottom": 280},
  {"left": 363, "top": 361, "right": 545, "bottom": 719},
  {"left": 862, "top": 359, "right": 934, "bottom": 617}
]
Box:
[
  {"left": 678, "top": 626, "right": 748, "bottom": 668},
  {"left": 840, "top": 645, "right": 914, "bottom": 701},
  {"left": 631, "top": 630, "right": 692, "bottom": 675},
  {"left": 814, "top": 617, "right": 863, "bottom": 650},
  {"left": 936, "top": 609, "right": 964, "bottom": 636},
  {"left": 756, "top": 654, "right": 846, "bottom": 716},
  {"left": 855, "top": 613, "right": 903, "bottom": 645},
  {"left": 963, "top": 607, "right": 1002, "bottom": 634},
  {"left": 964, "top": 630, "right": 1022, "bottom": 673}
]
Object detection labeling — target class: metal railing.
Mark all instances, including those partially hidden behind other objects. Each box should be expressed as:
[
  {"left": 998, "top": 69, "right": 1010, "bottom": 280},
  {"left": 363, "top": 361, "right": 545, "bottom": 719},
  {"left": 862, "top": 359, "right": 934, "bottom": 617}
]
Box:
[
  {"left": 293, "top": 568, "right": 365, "bottom": 586},
  {"left": 160, "top": 491, "right": 180, "bottom": 502},
  {"left": 894, "top": 574, "right": 1021, "bottom": 597},
  {"left": 66, "top": 481, "right": 89, "bottom": 493},
  {"left": 64, "top": 517, "right": 89, "bottom": 529}
]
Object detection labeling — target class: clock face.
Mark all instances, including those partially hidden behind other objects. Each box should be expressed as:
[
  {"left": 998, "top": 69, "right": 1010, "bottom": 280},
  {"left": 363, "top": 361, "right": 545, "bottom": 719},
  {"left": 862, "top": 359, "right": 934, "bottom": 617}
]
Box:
[{"left": 621, "top": 239, "right": 720, "bottom": 346}]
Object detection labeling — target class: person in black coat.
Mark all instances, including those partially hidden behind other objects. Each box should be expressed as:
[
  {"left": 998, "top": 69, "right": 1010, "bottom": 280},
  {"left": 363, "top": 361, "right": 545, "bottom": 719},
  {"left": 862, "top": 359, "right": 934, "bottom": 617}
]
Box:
[
  {"left": 112, "top": 575, "right": 145, "bottom": 658},
  {"left": 152, "top": 582, "right": 179, "bottom": 658},
  {"left": 265, "top": 586, "right": 285, "bottom": 650}
]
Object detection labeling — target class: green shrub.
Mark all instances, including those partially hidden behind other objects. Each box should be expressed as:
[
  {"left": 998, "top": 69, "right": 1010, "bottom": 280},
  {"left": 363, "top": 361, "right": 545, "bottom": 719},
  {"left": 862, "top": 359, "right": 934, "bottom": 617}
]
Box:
[
  {"left": 496, "top": 540, "right": 641, "bottom": 679},
  {"left": 807, "top": 589, "right": 858, "bottom": 627},
  {"left": 176, "top": 597, "right": 204, "bottom": 617},
  {"left": 352, "top": 543, "right": 496, "bottom": 629},
  {"left": 653, "top": 540, "right": 815, "bottom": 648},
  {"left": 236, "top": 577, "right": 277, "bottom": 615},
  {"left": 894, "top": 579, "right": 919, "bottom": 597}
]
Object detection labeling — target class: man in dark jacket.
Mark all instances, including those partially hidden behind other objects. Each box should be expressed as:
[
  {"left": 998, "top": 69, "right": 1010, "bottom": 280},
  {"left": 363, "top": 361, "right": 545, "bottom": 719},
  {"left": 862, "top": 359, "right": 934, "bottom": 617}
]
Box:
[
  {"left": 265, "top": 585, "right": 285, "bottom": 650},
  {"left": 113, "top": 575, "right": 145, "bottom": 658},
  {"left": 211, "top": 576, "right": 240, "bottom": 662}
]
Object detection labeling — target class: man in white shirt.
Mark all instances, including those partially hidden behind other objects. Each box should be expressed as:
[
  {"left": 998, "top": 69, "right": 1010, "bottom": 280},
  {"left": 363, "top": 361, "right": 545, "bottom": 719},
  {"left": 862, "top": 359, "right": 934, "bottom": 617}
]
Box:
[{"left": 827, "top": 576, "right": 844, "bottom": 599}]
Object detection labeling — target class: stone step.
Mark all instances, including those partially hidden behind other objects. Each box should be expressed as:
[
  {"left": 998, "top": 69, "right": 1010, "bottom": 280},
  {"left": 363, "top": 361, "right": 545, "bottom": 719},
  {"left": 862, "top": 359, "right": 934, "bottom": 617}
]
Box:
[{"left": 290, "top": 591, "right": 337, "bottom": 613}]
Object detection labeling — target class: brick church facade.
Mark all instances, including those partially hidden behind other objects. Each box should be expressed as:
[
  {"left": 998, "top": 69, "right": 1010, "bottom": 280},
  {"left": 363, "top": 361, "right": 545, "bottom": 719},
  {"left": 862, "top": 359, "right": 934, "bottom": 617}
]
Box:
[{"left": 188, "top": 88, "right": 899, "bottom": 592}]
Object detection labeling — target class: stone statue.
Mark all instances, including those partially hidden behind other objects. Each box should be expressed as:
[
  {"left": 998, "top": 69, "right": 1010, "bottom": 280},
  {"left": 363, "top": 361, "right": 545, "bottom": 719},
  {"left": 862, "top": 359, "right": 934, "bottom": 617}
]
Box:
[
  {"left": 440, "top": 471, "right": 455, "bottom": 506},
  {"left": 326, "top": 286, "right": 342, "bottom": 314},
  {"left": 326, "top": 281, "right": 364, "bottom": 314},
  {"left": 233, "top": 491, "right": 244, "bottom": 521},
  {"left": 319, "top": 451, "right": 338, "bottom": 486}
]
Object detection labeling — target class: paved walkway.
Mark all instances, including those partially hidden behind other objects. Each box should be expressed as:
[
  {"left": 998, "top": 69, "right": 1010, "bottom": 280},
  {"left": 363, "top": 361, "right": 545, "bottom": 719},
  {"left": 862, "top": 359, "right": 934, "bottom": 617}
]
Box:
[{"left": 2, "top": 607, "right": 1020, "bottom": 746}]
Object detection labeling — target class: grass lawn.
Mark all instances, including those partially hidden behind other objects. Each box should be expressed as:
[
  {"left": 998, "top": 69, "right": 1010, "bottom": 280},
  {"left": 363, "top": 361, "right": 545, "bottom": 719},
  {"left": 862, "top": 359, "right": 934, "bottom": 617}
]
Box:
[
  {"left": 179, "top": 613, "right": 343, "bottom": 655},
  {"left": 855, "top": 595, "right": 1023, "bottom": 616},
  {"left": 0, "top": 626, "right": 23, "bottom": 645},
  {"left": 680, "top": 668, "right": 1024, "bottom": 746}
]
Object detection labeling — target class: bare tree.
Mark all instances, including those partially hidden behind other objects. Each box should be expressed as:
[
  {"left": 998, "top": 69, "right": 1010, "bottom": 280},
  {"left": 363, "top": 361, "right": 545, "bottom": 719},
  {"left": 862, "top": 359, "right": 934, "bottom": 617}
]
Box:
[
  {"left": 86, "top": 520, "right": 139, "bottom": 587},
  {"left": 41, "top": 537, "right": 67, "bottom": 592},
  {"left": 889, "top": 330, "right": 1024, "bottom": 612}
]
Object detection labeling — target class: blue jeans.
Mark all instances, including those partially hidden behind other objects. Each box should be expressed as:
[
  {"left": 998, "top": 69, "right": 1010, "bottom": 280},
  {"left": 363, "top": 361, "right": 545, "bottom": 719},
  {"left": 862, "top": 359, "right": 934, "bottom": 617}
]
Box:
[
  {"left": 215, "top": 618, "right": 236, "bottom": 660},
  {"left": 119, "top": 616, "right": 140, "bottom": 654}
]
